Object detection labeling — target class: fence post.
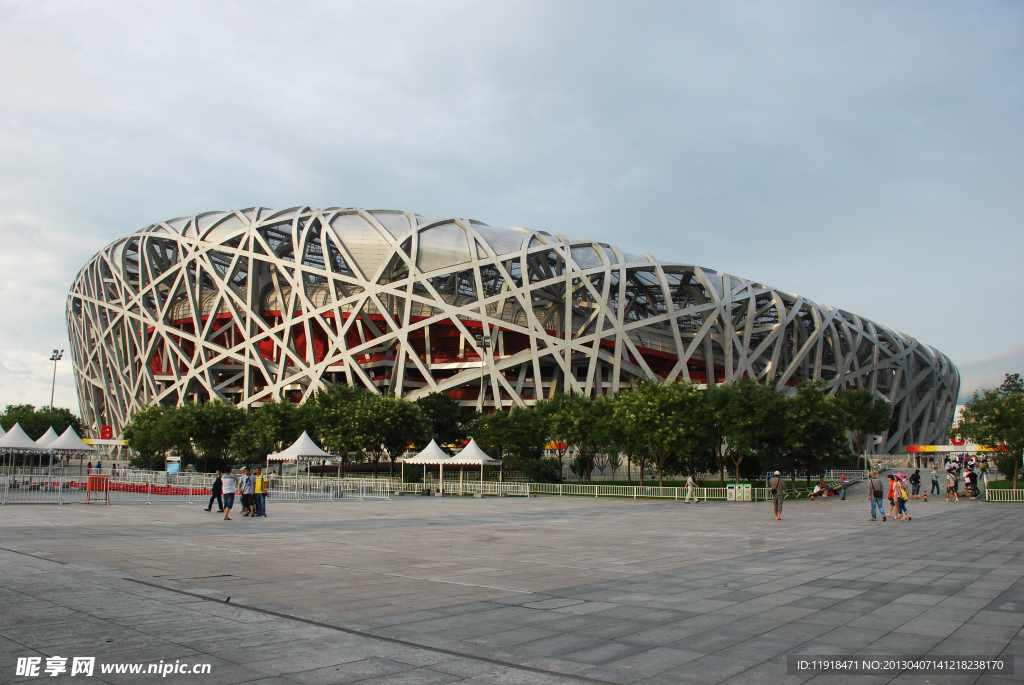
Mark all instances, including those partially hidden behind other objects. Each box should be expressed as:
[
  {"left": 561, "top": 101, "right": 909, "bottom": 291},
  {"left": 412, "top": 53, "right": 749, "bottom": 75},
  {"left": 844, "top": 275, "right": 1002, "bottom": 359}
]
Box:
[
  {"left": 147, "top": 473, "right": 152, "bottom": 505},
  {"left": 57, "top": 475, "right": 62, "bottom": 506},
  {"left": 633, "top": 486, "right": 637, "bottom": 499}
]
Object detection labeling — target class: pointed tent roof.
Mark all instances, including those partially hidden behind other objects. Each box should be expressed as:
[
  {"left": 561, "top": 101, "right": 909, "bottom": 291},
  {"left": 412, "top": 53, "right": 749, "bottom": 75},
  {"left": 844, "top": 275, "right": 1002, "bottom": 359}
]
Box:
[
  {"left": 267, "top": 431, "right": 339, "bottom": 462},
  {"left": 35, "top": 427, "right": 59, "bottom": 447},
  {"left": 402, "top": 439, "right": 453, "bottom": 465},
  {"left": 0, "top": 423, "right": 48, "bottom": 452},
  {"left": 446, "top": 439, "right": 501, "bottom": 465},
  {"left": 0, "top": 423, "right": 5, "bottom": 437},
  {"left": 49, "top": 426, "right": 98, "bottom": 453}
]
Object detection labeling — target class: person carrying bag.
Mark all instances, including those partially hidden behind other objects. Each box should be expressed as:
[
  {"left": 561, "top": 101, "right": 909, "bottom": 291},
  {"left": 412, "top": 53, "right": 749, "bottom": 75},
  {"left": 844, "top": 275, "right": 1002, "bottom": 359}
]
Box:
[{"left": 770, "top": 471, "right": 786, "bottom": 520}]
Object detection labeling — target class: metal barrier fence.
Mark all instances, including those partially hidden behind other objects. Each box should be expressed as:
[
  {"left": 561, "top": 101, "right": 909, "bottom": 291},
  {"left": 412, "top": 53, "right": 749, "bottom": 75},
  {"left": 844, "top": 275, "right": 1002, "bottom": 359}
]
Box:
[
  {"left": 0, "top": 475, "right": 395, "bottom": 505},
  {"left": 986, "top": 489, "right": 1024, "bottom": 502}
]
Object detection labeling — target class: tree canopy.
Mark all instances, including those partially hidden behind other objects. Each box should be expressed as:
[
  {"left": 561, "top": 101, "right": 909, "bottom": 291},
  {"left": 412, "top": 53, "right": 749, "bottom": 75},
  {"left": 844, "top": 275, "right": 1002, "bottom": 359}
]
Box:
[{"left": 957, "top": 373, "right": 1024, "bottom": 488}]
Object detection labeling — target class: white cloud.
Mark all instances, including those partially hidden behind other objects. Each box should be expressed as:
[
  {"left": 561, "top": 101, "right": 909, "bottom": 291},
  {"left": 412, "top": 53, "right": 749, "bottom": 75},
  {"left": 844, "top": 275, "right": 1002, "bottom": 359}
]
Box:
[
  {"left": 957, "top": 343, "right": 1024, "bottom": 402},
  {"left": 0, "top": 0, "right": 1021, "bottom": 415}
]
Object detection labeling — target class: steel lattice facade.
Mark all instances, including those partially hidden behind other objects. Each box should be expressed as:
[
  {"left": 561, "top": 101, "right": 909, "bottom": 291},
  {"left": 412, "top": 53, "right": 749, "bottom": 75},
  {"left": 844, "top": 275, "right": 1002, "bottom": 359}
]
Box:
[{"left": 67, "top": 207, "right": 959, "bottom": 453}]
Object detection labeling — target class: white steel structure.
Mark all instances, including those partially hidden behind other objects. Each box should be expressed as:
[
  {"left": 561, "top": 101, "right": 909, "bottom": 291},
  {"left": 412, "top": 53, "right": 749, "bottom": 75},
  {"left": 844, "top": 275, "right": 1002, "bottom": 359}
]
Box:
[{"left": 67, "top": 207, "right": 959, "bottom": 452}]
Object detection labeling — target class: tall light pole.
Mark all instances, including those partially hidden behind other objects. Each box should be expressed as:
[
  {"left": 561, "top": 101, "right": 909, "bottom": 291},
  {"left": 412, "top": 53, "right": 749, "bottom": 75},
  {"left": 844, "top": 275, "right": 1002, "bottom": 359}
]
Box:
[{"left": 49, "top": 349, "right": 63, "bottom": 409}]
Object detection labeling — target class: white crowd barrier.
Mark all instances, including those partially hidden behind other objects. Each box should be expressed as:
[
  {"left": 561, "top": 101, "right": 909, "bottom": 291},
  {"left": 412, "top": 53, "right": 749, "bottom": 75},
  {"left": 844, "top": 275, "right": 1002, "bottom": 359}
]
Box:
[
  {"left": 0, "top": 475, "right": 395, "bottom": 505},
  {"left": 986, "top": 489, "right": 1024, "bottom": 502}
]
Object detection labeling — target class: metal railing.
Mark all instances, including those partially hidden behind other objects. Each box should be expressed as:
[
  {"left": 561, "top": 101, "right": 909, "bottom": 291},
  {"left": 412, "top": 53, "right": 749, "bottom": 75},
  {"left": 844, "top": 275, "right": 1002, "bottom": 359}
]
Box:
[
  {"left": 0, "top": 475, "right": 395, "bottom": 505},
  {"left": 985, "top": 489, "right": 1024, "bottom": 502}
]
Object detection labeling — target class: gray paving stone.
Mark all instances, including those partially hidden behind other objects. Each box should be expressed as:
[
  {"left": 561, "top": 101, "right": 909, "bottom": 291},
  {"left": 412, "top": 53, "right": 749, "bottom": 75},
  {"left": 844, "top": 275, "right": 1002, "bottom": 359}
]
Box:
[{"left": 1, "top": 494, "right": 1021, "bottom": 684}]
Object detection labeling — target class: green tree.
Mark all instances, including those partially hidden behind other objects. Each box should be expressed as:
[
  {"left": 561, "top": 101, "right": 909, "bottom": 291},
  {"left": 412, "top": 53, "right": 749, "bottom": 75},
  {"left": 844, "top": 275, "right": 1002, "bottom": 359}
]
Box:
[
  {"left": 186, "top": 400, "right": 247, "bottom": 472},
  {"left": 612, "top": 380, "right": 703, "bottom": 487},
  {"left": 545, "top": 394, "right": 610, "bottom": 483},
  {"left": 784, "top": 380, "right": 847, "bottom": 488},
  {"left": 694, "top": 384, "right": 731, "bottom": 486},
  {"left": 535, "top": 394, "right": 573, "bottom": 470},
  {"left": 122, "top": 404, "right": 172, "bottom": 470},
  {"left": 958, "top": 373, "right": 1024, "bottom": 489},
  {"left": 721, "top": 380, "right": 788, "bottom": 486},
  {"left": 468, "top": 406, "right": 549, "bottom": 479},
  {"left": 349, "top": 394, "right": 425, "bottom": 477},
  {"left": 311, "top": 383, "right": 365, "bottom": 476},
  {"left": 835, "top": 388, "right": 893, "bottom": 465},
  {"left": 229, "top": 398, "right": 302, "bottom": 466},
  {"left": 416, "top": 392, "right": 467, "bottom": 452}
]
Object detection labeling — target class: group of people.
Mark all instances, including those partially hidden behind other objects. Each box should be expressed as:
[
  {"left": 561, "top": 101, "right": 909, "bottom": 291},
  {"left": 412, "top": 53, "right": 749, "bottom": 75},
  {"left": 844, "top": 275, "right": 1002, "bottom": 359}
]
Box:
[
  {"left": 867, "top": 471, "right": 914, "bottom": 521},
  {"left": 205, "top": 467, "right": 269, "bottom": 520},
  {"left": 935, "top": 454, "right": 986, "bottom": 501}
]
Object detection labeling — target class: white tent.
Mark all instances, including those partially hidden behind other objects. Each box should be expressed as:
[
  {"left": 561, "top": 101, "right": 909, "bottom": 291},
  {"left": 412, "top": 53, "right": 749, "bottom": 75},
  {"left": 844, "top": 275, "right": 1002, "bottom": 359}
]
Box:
[
  {"left": 0, "top": 423, "right": 47, "bottom": 452},
  {"left": 446, "top": 439, "right": 500, "bottom": 466},
  {"left": 402, "top": 439, "right": 500, "bottom": 492},
  {"left": 35, "top": 427, "right": 59, "bottom": 447},
  {"left": 49, "top": 426, "right": 98, "bottom": 453},
  {"left": 268, "top": 430, "right": 339, "bottom": 479},
  {"left": 401, "top": 440, "right": 453, "bottom": 492},
  {"left": 0, "top": 422, "right": 49, "bottom": 474},
  {"left": 402, "top": 440, "right": 452, "bottom": 464},
  {"left": 451, "top": 439, "right": 503, "bottom": 487}
]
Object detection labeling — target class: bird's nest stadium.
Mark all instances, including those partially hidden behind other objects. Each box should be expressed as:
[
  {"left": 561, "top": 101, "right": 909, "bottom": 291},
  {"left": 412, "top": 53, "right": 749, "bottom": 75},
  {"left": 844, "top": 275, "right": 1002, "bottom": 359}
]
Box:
[{"left": 67, "top": 207, "right": 959, "bottom": 453}]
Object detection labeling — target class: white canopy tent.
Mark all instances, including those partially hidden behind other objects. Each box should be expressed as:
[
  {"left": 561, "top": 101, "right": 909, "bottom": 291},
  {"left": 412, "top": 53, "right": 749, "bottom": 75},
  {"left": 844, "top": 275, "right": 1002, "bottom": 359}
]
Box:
[
  {"left": 267, "top": 432, "right": 340, "bottom": 476},
  {"left": 0, "top": 422, "right": 49, "bottom": 474},
  {"left": 0, "top": 423, "right": 46, "bottom": 452},
  {"left": 35, "top": 427, "right": 59, "bottom": 447},
  {"left": 402, "top": 440, "right": 452, "bottom": 491},
  {"left": 401, "top": 439, "right": 500, "bottom": 493},
  {"left": 49, "top": 426, "right": 98, "bottom": 454}
]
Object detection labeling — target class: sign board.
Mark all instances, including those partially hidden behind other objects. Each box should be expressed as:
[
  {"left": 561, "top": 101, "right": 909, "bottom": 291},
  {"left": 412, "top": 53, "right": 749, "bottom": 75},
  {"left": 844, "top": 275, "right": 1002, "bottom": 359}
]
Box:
[
  {"left": 100, "top": 425, "right": 113, "bottom": 440},
  {"left": 166, "top": 461, "right": 180, "bottom": 475},
  {"left": 83, "top": 439, "right": 129, "bottom": 446}
]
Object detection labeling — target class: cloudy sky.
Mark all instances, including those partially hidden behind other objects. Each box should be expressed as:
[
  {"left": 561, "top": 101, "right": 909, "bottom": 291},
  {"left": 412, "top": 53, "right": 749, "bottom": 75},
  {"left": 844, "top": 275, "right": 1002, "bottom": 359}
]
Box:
[{"left": 1, "top": 0, "right": 1021, "bottom": 412}]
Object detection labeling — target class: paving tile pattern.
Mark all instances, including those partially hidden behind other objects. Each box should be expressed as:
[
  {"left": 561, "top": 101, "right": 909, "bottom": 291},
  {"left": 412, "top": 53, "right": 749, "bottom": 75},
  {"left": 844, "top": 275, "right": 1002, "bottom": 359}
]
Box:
[{"left": 1, "top": 495, "right": 1022, "bottom": 684}]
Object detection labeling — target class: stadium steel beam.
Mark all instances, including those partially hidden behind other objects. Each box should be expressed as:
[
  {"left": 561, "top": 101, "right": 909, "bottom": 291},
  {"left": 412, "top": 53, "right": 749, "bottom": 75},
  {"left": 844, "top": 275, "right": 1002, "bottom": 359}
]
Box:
[{"left": 67, "top": 207, "right": 959, "bottom": 453}]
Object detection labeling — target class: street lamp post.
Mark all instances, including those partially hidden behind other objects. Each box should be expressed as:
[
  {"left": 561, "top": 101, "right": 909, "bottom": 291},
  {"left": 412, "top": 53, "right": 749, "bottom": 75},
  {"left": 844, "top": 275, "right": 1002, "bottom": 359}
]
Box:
[{"left": 49, "top": 349, "right": 64, "bottom": 409}]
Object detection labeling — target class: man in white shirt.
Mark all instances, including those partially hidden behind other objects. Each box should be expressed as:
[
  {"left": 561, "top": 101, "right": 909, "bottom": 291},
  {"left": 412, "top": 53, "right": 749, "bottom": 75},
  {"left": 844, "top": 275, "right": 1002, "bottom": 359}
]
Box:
[{"left": 221, "top": 469, "right": 238, "bottom": 520}]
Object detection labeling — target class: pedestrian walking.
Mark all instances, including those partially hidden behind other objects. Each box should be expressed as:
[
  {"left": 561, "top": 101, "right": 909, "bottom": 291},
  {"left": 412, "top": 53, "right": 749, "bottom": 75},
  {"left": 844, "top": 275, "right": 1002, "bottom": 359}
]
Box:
[
  {"left": 868, "top": 471, "right": 886, "bottom": 521},
  {"left": 770, "top": 470, "right": 786, "bottom": 520},
  {"left": 887, "top": 475, "right": 898, "bottom": 519},
  {"left": 204, "top": 470, "right": 223, "bottom": 512},
  {"left": 222, "top": 469, "right": 238, "bottom": 520},
  {"left": 909, "top": 469, "right": 921, "bottom": 498},
  {"left": 946, "top": 464, "right": 959, "bottom": 502},
  {"left": 240, "top": 468, "right": 255, "bottom": 517},
  {"left": 254, "top": 467, "right": 267, "bottom": 517},
  {"left": 839, "top": 473, "right": 848, "bottom": 500},
  {"left": 683, "top": 474, "right": 697, "bottom": 503},
  {"left": 896, "top": 474, "right": 911, "bottom": 521},
  {"left": 930, "top": 466, "right": 940, "bottom": 495},
  {"left": 967, "top": 469, "right": 980, "bottom": 499}
]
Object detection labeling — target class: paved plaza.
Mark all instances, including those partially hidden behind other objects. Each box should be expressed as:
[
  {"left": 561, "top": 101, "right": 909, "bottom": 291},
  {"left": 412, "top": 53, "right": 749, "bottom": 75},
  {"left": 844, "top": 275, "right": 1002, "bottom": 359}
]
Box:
[{"left": 1, "top": 490, "right": 1022, "bottom": 684}]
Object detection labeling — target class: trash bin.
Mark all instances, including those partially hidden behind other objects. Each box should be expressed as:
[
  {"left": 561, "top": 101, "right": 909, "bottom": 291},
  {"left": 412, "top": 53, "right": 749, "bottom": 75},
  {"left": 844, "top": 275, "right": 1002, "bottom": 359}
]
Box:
[
  {"left": 726, "top": 484, "right": 737, "bottom": 501},
  {"left": 740, "top": 484, "right": 752, "bottom": 501}
]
